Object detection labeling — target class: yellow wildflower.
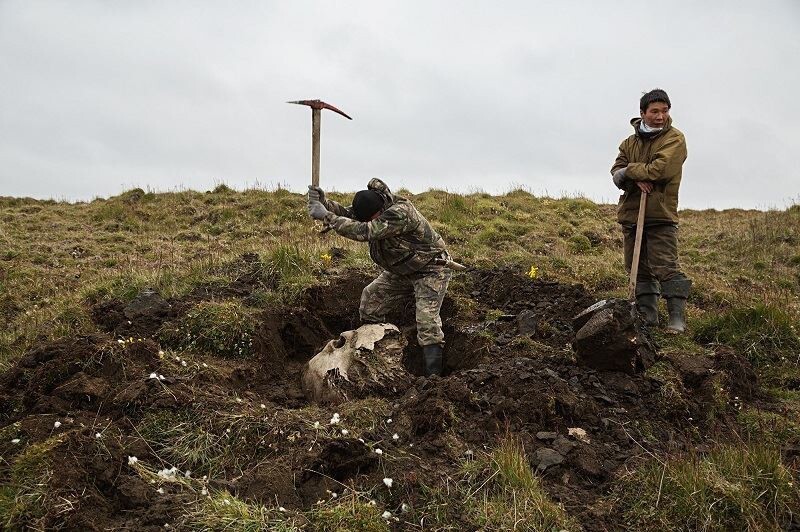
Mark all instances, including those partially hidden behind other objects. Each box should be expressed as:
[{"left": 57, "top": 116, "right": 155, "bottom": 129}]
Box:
[{"left": 528, "top": 265, "right": 538, "bottom": 279}]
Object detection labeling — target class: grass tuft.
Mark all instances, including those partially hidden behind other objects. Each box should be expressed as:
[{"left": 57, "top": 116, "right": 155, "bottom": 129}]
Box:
[
  {"left": 614, "top": 444, "right": 799, "bottom": 531},
  {"left": 693, "top": 303, "right": 800, "bottom": 365},
  {"left": 159, "top": 300, "right": 257, "bottom": 358},
  {"left": 0, "top": 437, "right": 60, "bottom": 529},
  {"left": 417, "top": 433, "right": 578, "bottom": 530},
  {"left": 186, "top": 490, "right": 301, "bottom": 531}
]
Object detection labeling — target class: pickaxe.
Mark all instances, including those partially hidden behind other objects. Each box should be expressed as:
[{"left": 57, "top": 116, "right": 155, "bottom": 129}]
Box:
[{"left": 287, "top": 99, "right": 352, "bottom": 188}]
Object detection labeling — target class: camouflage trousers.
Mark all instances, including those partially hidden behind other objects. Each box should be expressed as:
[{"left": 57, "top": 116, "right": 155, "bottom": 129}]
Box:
[
  {"left": 622, "top": 223, "right": 690, "bottom": 283},
  {"left": 359, "top": 267, "right": 452, "bottom": 347}
]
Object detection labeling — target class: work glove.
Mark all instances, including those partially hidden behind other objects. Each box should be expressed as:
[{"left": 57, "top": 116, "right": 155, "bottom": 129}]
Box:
[
  {"left": 612, "top": 168, "right": 627, "bottom": 190},
  {"left": 307, "top": 200, "right": 330, "bottom": 221},
  {"left": 308, "top": 185, "right": 326, "bottom": 204}
]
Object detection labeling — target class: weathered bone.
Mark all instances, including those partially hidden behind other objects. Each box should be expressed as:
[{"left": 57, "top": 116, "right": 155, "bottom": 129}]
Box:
[{"left": 301, "top": 324, "right": 410, "bottom": 404}]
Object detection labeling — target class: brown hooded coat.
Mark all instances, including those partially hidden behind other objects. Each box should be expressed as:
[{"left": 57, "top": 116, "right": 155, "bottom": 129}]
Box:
[{"left": 611, "top": 116, "right": 687, "bottom": 224}]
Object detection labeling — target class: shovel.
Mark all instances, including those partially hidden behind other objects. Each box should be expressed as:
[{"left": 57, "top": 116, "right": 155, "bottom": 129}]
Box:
[
  {"left": 571, "top": 190, "right": 656, "bottom": 373},
  {"left": 575, "top": 190, "right": 647, "bottom": 324},
  {"left": 627, "top": 191, "right": 648, "bottom": 310}
]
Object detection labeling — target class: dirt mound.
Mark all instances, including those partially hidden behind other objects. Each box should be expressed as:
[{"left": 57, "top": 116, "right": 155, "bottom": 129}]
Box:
[
  {"left": 466, "top": 267, "right": 596, "bottom": 347},
  {"left": 0, "top": 267, "right": 770, "bottom": 530}
]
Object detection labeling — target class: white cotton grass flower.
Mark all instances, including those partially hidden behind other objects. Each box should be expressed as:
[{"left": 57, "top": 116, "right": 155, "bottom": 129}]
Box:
[
  {"left": 11, "top": 438, "right": 21, "bottom": 444},
  {"left": 260, "top": 404, "right": 266, "bottom": 409},
  {"left": 202, "top": 363, "right": 208, "bottom": 368},
  {"left": 157, "top": 487, "right": 165, "bottom": 494},
  {"left": 149, "top": 372, "right": 159, "bottom": 379},
  {"left": 386, "top": 418, "right": 392, "bottom": 424},
  {"left": 392, "top": 433, "right": 399, "bottom": 441},
  {"left": 313, "top": 421, "right": 320, "bottom": 429},
  {"left": 53, "top": 421, "right": 62, "bottom": 429},
  {"left": 383, "top": 478, "right": 393, "bottom": 488},
  {"left": 341, "top": 429, "right": 349, "bottom": 436},
  {"left": 368, "top": 499, "right": 377, "bottom": 506},
  {"left": 157, "top": 467, "right": 179, "bottom": 480},
  {"left": 374, "top": 448, "right": 383, "bottom": 455},
  {"left": 158, "top": 374, "right": 165, "bottom": 381},
  {"left": 278, "top": 506, "right": 286, "bottom": 512},
  {"left": 329, "top": 413, "right": 340, "bottom": 424},
  {"left": 184, "top": 470, "right": 191, "bottom": 478},
  {"left": 382, "top": 511, "right": 392, "bottom": 519},
  {"left": 401, "top": 503, "right": 410, "bottom": 513},
  {"left": 95, "top": 432, "right": 102, "bottom": 439},
  {"left": 201, "top": 487, "right": 208, "bottom": 496},
  {"left": 128, "top": 456, "right": 139, "bottom": 465},
  {"left": 181, "top": 360, "right": 187, "bottom": 367}
]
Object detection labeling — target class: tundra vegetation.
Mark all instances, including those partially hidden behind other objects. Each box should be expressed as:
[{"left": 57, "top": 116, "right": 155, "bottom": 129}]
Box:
[{"left": 0, "top": 185, "right": 798, "bottom": 530}]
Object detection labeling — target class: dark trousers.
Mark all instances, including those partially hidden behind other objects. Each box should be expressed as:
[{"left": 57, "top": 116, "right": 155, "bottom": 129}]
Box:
[{"left": 622, "top": 223, "right": 688, "bottom": 283}]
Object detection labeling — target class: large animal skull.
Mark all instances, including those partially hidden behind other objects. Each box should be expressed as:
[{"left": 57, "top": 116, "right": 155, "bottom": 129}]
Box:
[{"left": 301, "top": 323, "right": 409, "bottom": 404}]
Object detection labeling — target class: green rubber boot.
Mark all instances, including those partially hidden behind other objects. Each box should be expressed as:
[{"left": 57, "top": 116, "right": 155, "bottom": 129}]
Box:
[
  {"left": 635, "top": 281, "right": 660, "bottom": 326},
  {"left": 662, "top": 279, "right": 692, "bottom": 333}
]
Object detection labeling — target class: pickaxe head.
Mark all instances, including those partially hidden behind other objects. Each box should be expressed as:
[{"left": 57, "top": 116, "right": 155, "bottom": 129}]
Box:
[{"left": 287, "top": 99, "right": 353, "bottom": 120}]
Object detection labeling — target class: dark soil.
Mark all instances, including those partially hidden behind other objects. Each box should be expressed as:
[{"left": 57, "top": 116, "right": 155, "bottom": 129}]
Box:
[{"left": 0, "top": 266, "right": 776, "bottom": 530}]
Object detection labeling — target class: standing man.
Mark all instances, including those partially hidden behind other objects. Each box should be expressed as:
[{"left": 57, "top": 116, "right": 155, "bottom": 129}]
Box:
[
  {"left": 611, "top": 88, "right": 692, "bottom": 333},
  {"left": 307, "top": 178, "right": 451, "bottom": 375}
]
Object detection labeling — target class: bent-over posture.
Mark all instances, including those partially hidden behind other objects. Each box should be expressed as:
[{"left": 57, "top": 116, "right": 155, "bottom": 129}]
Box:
[{"left": 307, "top": 178, "right": 451, "bottom": 375}]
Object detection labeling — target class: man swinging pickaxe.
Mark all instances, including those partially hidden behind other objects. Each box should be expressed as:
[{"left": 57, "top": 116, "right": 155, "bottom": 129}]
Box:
[{"left": 288, "top": 99, "right": 352, "bottom": 190}]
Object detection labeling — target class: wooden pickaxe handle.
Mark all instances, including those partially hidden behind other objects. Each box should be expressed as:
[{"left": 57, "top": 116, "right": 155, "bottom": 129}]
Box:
[
  {"left": 312, "top": 108, "right": 320, "bottom": 187},
  {"left": 288, "top": 99, "right": 352, "bottom": 189}
]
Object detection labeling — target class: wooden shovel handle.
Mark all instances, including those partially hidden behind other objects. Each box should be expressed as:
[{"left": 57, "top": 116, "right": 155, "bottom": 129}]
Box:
[{"left": 628, "top": 191, "right": 648, "bottom": 301}]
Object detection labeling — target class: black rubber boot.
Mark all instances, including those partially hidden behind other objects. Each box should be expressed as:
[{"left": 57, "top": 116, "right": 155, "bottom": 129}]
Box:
[
  {"left": 635, "top": 281, "right": 660, "bottom": 326},
  {"left": 661, "top": 279, "right": 692, "bottom": 333},
  {"left": 422, "top": 344, "right": 443, "bottom": 377}
]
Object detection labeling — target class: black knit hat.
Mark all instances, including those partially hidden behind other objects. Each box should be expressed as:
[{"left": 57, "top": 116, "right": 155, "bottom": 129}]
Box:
[
  {"left": 640, "top": 88, "right": 671, "bottom": 112},
  {"left": 352, "top": 190, "right": 384, "bottom": 221}
]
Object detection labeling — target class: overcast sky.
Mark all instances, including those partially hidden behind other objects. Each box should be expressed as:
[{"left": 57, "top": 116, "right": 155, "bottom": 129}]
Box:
[{"left": 1, "top": 1, "right": 798, "bottom": 209}]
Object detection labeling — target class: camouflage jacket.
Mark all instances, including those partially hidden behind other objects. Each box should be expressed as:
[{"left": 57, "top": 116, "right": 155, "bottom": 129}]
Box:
[{"left": 322, "top": 179, "right": 448, "bottom": 275}]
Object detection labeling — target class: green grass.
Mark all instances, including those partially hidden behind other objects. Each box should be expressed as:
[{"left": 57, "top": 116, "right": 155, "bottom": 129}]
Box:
[
  {"left": 736, "top": 408, "right": 800, "bottom": 446},
  {"left": 693, "top": 303, "right": 800, "bottom": 365},
  {"left": 614, "top": 444, "right": 799, "bottom": 531},
  {"left": 186, "top": 490, "right": 302, "bottom": 531},
  {"left": 159, "top": 300, "right": 258, "bottom": 358},
  {"left": 2, "top": 188, "right": 798, "bottom": 369},
  {"left": 0, "top": 437, "right": 60, "bottom": 530},
  {"left": 417, "top": 433, "right": 578, "bottom": 530},
  {"left": 305, "top": 494, "right": 390, "bottom": 532}
]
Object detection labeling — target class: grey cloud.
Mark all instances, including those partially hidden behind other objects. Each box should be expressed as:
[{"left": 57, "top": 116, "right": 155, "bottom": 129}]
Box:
[{"left": 0, "top": 0, "right": 798, "bottom": 207}]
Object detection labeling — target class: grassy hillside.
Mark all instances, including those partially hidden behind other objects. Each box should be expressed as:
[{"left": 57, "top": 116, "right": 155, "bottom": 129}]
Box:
[
  {"left": 3, "top": 186, "right": 799, "bottom": 382},
  {"left": 1, "top": 186, "right": 798, "bottom": 530}
]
